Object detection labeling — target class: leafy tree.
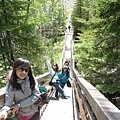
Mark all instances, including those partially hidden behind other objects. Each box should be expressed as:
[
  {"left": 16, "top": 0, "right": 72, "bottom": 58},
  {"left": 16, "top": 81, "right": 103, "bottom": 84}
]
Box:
[
  {"left": 72, "top": 0, "right": 120, "bottom": 107},
  {"left": 0, "top": 0, "right": 66, "bottom": 87}
]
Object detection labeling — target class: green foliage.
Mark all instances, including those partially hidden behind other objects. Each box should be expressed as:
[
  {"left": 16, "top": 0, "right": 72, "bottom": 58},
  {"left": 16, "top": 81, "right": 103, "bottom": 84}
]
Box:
[
  {"left": 117, "top": 102, "right": 120, "bottom": 109},
  {"left": 0, "top": 66, "right": 7, "bottom": 88},
  {"left": 72, "top": 0, "right": 120, "bottom": 97},
  {"left": 0, "top": 0, "right": 66, "bottom": 88},
  {"left": 96, "top": 82, "right": 120, "bottom": 94},
  {"left": 7, "top": 113, "right": 18, "bottom": 120}
]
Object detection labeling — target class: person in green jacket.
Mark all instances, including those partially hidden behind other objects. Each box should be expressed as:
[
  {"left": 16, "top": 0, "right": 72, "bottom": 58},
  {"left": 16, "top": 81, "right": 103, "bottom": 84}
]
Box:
[{"left": 58, "top": 65, "right": 72, "bottom": 88}]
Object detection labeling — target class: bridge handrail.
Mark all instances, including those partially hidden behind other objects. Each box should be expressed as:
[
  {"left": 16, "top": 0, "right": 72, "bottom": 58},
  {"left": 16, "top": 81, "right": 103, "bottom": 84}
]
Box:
[{"left": 73, "top": 69, "right": 120, "bottom": 120}]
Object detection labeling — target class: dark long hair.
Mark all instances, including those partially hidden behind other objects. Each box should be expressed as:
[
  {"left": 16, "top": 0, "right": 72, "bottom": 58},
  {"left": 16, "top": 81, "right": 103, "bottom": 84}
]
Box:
[
  {"left": 9, "top": 58, "right": 35, "bottom": 91},
  {"left": 64, "top": 60, "right": 70, "bottom": 65},
  {"left": 52, "top": 63, "right": 59, "bottom": 72}
]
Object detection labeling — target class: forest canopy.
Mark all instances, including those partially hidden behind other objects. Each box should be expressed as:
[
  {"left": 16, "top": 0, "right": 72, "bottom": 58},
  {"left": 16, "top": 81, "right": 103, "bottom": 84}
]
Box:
[{"left": 72, "top": 0, "right": 120, "bottom": 108}]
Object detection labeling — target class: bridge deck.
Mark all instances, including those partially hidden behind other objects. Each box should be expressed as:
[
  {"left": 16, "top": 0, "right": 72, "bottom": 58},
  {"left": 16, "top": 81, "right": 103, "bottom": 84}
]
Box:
[
  {"left": 40, "top": 25, "right": 74, "bottom": 120},
  {"left": 40, "top": 85, "right": 73, "bottom": 120}
]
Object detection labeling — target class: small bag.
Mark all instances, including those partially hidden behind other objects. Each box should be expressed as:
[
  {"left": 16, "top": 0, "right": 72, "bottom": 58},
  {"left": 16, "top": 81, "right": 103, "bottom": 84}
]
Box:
[
  {"left": 35, "top": 86, "right": 48, "bottom": 106},
  {"left": 49, "top": 73, "right": 56, "bottom": 86},
  {"left": 35, "top": 93, "right": 49, "bottom": 106},
  {"left": 67, "top": 80, "right": 71, "bottom": 87},
  {"left": 49, "top": 80, "right": 52, "bottom": 86}
]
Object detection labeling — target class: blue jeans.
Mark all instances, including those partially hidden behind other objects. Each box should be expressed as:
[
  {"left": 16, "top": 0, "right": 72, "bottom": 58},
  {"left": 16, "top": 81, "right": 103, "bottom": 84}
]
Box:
[{"left": 52, "top": 82, "right": 66, "bottom": 98}]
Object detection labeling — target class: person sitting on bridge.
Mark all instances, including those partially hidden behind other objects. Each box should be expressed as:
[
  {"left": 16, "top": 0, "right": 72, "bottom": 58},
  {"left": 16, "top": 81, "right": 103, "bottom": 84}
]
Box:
[
  {"left": 58, "top": 65, "right": 72, "bottom": 89},
  {"left": 0, "top": 58, "right": 41, "bottom": 120},
  {"left": 43, "top": 56, "right": 68, "bottom": 99}
]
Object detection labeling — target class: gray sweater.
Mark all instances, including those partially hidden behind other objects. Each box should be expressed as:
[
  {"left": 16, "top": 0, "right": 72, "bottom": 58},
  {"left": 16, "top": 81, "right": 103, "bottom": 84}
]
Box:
[{"left": 2, "top": 76, "right": 40, "bottom": 116}]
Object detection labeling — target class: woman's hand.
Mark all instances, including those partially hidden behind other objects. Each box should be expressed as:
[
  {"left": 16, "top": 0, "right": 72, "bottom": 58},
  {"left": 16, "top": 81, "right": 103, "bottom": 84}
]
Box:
[
  {"left": 43, "top": 56, "right": 47, "bottom": 60},
  {"left": 0, "top": 116, "right": 5, "bottom": 120},
  {"left": 11, "top": 104, "right": 20, "bottom": 113},
  {"left": 0, "top": 110, "right": 7, "bottom": 120}
]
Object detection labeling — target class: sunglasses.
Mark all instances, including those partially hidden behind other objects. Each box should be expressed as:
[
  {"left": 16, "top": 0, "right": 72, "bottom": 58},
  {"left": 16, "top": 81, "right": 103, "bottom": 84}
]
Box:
[{"left": 18, "top": 66, "right": 30, "bottom": 72}]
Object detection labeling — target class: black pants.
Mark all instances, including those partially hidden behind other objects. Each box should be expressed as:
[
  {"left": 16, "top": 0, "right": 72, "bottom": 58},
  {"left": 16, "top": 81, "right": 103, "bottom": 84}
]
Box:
[{"left": 30, "top": 107, "right": 40, "bottom": 120}]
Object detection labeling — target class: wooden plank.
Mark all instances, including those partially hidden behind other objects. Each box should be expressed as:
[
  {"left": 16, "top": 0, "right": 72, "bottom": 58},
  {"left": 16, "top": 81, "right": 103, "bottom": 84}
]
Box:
[
  {"left": 40, "top": 86, "right": 73, "bottom": 120},
  {"left": 0, "top": 88, "right": 5, "bottom": 107},
  {"left": 73, "top": 81, "right": 87, "bottom": 120}
]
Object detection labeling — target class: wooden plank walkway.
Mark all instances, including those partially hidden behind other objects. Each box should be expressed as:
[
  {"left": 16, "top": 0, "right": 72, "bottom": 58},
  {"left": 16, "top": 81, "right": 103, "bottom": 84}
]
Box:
[
  {"left": 40, "top": 85, "right": 73, "bottom": 120},
  {"left": 40, "top": 23, "right": 74, "bottom": 120}
]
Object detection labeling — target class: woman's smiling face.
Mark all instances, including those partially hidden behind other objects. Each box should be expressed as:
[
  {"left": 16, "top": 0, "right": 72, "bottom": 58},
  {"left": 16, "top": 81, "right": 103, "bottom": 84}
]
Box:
[{"left": 16, "top": 66, "right": 29, "bottom": 80}]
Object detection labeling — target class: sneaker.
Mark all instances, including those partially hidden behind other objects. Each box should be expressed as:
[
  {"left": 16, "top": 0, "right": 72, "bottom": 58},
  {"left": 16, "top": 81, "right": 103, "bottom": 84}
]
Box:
[
  {"left": 55, "top": 95, "right": 58, "bottom": 98},
  {"left": 53, "top": 96, "right": 58, "bottom": 100},
  {"left": 63, "top": 96, "right": 68, "bottom": 99},
  {"left": 55, "top": 95, "right": 59, "bottom": 99}
]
